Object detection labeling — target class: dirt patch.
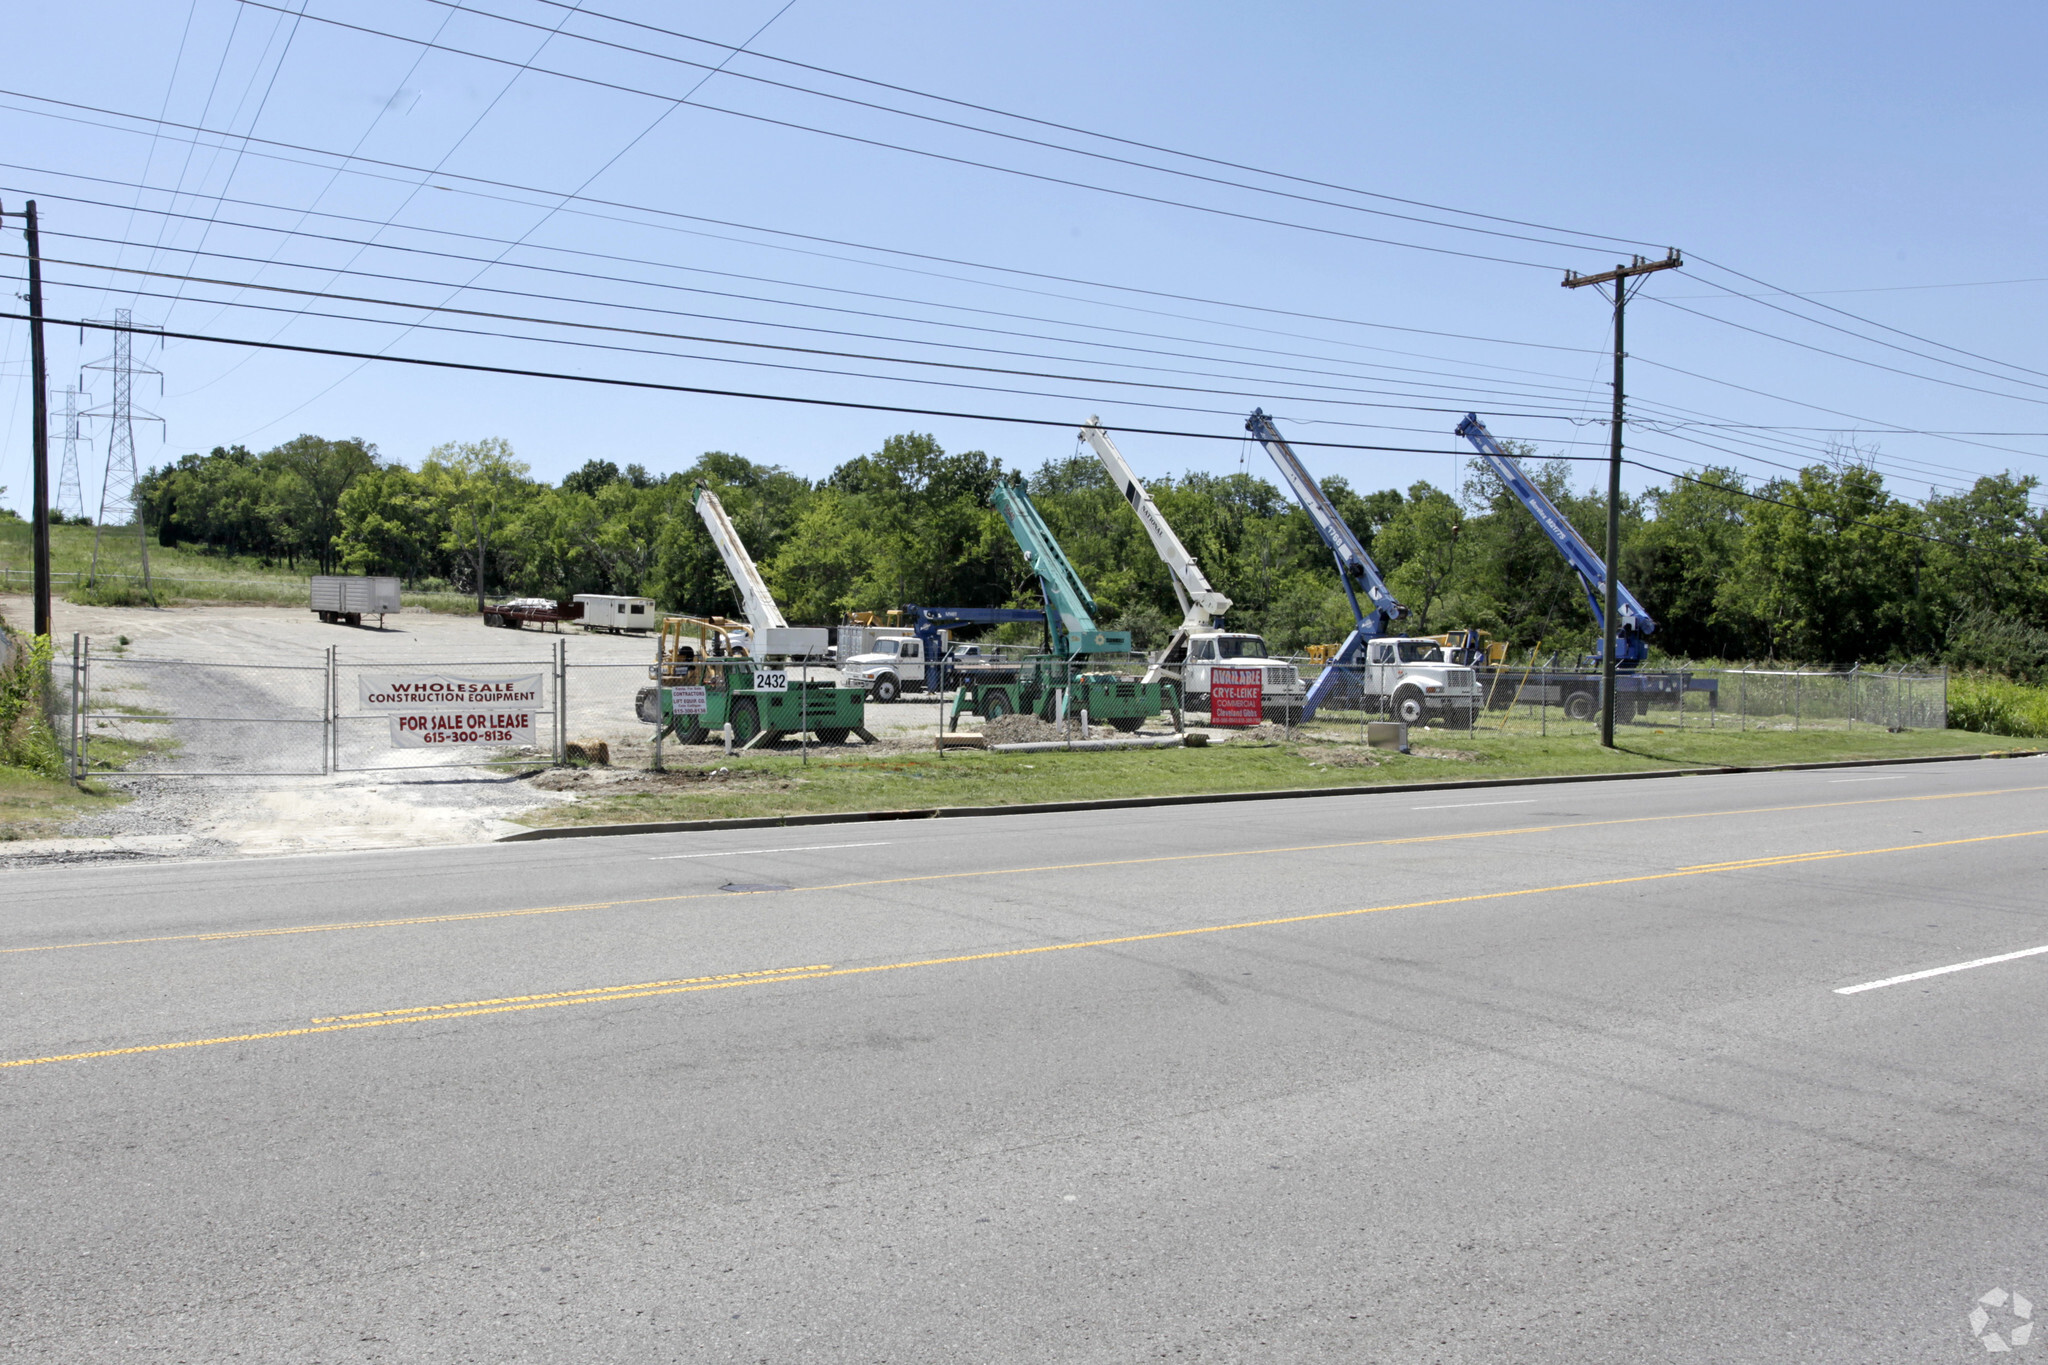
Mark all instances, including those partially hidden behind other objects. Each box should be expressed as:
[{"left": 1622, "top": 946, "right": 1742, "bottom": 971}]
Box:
[
  {"left": 1296, "top": 745, "right": 1382, "bottom": 769},
  {"left": 1411, "top": 746, "right": 1483, "bottom": 762},
  {"left": 1219, "top": 721, "right": 1293, "bottom": 744},
  {"left": 981, "top": 714, "right": 1116, "bottom": 744},
  {"left": 528, "top": 764, "right": 792, "bottom": 795}
]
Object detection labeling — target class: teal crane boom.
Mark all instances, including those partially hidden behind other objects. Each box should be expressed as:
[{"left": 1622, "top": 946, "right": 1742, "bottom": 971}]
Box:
[{"left": 989, "top": 476, "right": 1131, "bottom": 657}]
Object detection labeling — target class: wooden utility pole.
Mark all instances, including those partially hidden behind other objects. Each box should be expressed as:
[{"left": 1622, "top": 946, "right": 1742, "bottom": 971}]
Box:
[
  {"left": 1562, "top": 250, "right": 1681, "bottom": 747},
  {"left": 5, "top": 200, "right": 54, "bottom": 637}
]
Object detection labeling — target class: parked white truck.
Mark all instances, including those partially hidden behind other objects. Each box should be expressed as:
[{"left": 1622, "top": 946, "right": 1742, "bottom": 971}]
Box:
[
  {"left": 310, "top": 574, "right": 400, "bottom": 627},
  {"left": 1350, "top": 637, "right": 1480, "bottom": 726},
  {"left": 840, "top": 633, "right": 985, "bottom": 702}
]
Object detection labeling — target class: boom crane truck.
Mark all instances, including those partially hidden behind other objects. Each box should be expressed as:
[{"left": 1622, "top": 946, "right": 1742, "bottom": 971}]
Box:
[
  {"left": 634, "top": 487, "right": 872, "bottom": 748},
  {"left": 1078, "top": 417, "right": 1305, "bottom": 717},
  {"left": 946, "top": 476, "right": 1177, "bottom": 731},
  {"left": 1454, "top": 413, "right": 1715, "bottom": 722},
  {"left": 1246, "top": 408, "right": 1481, "bottom": 725}
]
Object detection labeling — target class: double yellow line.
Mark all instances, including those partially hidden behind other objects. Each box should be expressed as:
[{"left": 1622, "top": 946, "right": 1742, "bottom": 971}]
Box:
[{"left": 7, "top": 825, "right": 2044, "bottom": 1071}]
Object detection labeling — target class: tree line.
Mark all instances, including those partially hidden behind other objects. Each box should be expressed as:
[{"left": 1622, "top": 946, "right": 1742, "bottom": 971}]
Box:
[{"left": 134, "top": 430, "right": 2048, "bottom": 674}]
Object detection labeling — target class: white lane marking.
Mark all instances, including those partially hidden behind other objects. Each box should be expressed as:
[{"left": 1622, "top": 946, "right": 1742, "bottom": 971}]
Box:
[
  {"left": 1836, "top": 943, "right": 2048, "bottom": 994},
  {"left": 1410, "top": 799, "right": 1537, "bottom": 810},
  {"left": 1829, "top": 776, "right": 1908, "bottom": 783},
  {"left": 651, "top": 841, "right": 894, "bottom": 861}
]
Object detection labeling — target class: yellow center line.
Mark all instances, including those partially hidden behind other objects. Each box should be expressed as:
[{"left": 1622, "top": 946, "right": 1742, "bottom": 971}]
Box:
[
  {"left": 309, "top": 964, "right": 833, "bottom": 1022},
  {"left": 1680, "top": 851, "right": 1844, "bottom": 870},
  {"left": 7, "top": 826, "right": 2045, "bottom": 1072},
  {"left": 5, "top": 783, "right": 2046, "bottom": 959}
]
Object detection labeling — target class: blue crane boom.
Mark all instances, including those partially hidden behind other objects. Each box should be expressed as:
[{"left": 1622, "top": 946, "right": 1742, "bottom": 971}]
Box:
[
  {"left": 1245, "top": 408, "right": 1403, "bottom": 716},
  {"left": 1454, "top": 412, "right": 1655, "bottom": 666},
  {"left": 989, "top": 477, "right": 1131, "bottom": 657}
]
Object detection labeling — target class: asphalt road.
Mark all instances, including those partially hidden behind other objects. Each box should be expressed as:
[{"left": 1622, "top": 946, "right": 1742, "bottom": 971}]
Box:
[{"left": 5, "top": 758, "right": 2047, "bottom": 1362}]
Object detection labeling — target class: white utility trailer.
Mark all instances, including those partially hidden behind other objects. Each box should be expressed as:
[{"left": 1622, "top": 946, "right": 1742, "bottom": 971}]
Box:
[
  {"left": 311, "top": 574, "right": 401, "bottom": 627},
  {"left": 574, "top": 594, "right": 657, "bottom": 633}
]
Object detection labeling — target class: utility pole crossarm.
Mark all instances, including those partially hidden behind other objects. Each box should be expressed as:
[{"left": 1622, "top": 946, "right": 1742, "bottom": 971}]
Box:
[{"left": 1562, "top": 251, "right": 1683, "bottom": 290}]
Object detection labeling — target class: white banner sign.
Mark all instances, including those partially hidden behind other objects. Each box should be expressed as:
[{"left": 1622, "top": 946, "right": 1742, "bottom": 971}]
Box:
[
  {"left": 670, "top": 685, "right": 708, "bottom": 715},
  {"left": 388, "top": 710, "right": 537, "bottom": 748},
  {"left": 359, "top": 673, "right": 543, "bottom": 712}
]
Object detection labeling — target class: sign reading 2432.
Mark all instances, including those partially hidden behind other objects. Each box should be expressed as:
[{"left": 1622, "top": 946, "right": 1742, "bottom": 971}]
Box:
[{"left": 751, "top": 670, "right": 788, "bottom": 693}]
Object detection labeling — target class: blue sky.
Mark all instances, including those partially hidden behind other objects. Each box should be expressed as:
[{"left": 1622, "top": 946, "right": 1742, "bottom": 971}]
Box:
[{"left": 3, "top": 0, "right": 2044, "bottom": 522}]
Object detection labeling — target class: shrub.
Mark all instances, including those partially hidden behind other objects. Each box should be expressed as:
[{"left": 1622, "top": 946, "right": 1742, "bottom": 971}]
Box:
[
  {"left": 0, "top": 628, "right": 64, "bottom": 777},
  {"left": 1947, "top": 673, "right": 2048, "bottom": 740}
]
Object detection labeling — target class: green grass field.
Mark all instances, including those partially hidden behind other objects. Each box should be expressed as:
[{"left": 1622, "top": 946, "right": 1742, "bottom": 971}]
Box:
[
  {"left": 0, "top": 767, "right": 125, "bottom": 840},
  {"left": 0, "top": 519, "right": 473, "bottom": 612},
  {"left": 517, "top": 723, "right": 2030, "bottom": 829}
]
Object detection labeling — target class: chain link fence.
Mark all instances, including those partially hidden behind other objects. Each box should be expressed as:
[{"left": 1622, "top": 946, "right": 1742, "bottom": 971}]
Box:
[
  {"left": 1293, "top": 662, "right": 1948, "bottom": 739},
  {"left": 38, "top": 632, "right": 1954, "bottom": 777}
]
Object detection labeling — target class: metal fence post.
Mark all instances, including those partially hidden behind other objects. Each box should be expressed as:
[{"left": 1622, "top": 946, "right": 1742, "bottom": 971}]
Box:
[
  {"left": 68, "top": 632, "right": 81, "bottom": 782},
  {"left": 1795, "top": 672, "right": 1803, "bottom": 730},
  {"left": 77, "top": 636, "right": 89, "bottom": 777},
  {"left": 554, "top": 638, "right": 566, "bottom": 765},
  {"left": 323, "top": 645, "right": 334, "bottom": 776}
]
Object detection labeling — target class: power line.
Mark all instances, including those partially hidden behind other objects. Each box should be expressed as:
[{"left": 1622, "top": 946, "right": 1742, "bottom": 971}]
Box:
[
  {"left": 0, "top": 88, "right": 1607, "bottom": 357},
  {"left": 25, "top": 254, "right": 1597, "bottom": 426},
  {"left": 369, "top": 0, "right": 1656, "bottom": 260},
  {"left": 495, "top": 0, "right": 1668, "bottom": 255},
  {"left": 1689, "top": 254, "right": 2048, "bottom": 385},
  {"left": 224, "top": 4, "right": 1570, "bottom": 271},
  {"left": 5, "top": 169, "right": 1616, "bottom": 395},
  {"left": 0, "top": 309, "right": 1605, "bottom": 455}
]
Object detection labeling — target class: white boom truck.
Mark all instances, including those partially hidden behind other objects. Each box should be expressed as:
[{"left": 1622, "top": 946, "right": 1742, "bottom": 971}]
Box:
[
  {"left": 1079, "top": 417, "right": 1306, "bottom": 717},
  {"left": 694, "top": 486, "right": 827, "bottom": 661},
  {"left": 1245, "top": 409, "right": 1480, "bottom": 725}
]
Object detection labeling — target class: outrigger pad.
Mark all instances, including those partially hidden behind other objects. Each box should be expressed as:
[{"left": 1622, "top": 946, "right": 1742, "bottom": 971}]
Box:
[
  {"left": 854, "top": 727, "right": 881, "bottom": 744},
  {"left": 740, "top": 729, "right": 778, "bottom": 751}
]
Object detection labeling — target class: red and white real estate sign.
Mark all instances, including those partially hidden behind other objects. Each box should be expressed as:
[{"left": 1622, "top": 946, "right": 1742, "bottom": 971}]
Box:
[{"left": 1209, "top": 667, "right": 1264, "bottom": 727}]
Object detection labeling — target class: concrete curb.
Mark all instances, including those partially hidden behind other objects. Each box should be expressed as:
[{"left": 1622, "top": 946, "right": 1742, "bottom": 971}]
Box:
[{"left": 496, "top": 747, "right": 2044, "bottom": 843}]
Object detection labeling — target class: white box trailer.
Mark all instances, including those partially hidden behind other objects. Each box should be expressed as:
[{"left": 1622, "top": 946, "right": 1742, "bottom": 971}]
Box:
[
  {"left": 311, "top": 574, "right": 401, "bottom": 626},
  {"left": 573, "top": 594, "right": 657, "bottom": 633}
]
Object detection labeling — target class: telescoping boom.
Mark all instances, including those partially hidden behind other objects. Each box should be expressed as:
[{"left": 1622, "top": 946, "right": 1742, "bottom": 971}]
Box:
[
  {"left": 1079, "top": 417, "right": 1229, "bottom": 683},
  {"left": 989, "top": 477, "right": 1130, "bottom": 657},
  {"left": 1454, "top": 413, "right": 1655, "bottom": 665},
  {"left": 1245, "top": 408, "right": 1404, "bottom": 716},
  {"left": 693, "top": 485, "right": 787, "bottom": 632}
]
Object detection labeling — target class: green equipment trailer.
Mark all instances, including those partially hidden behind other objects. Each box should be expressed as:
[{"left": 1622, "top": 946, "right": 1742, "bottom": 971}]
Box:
[
  {"left": 636, "top": 616, "right": 875, "bottom": 749},
  {"left": 947, "top": 477, "right": 1178, "bottom": 733}
]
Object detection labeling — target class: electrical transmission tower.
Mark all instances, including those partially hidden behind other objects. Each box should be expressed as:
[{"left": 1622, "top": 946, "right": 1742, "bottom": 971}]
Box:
[
  {"left": 56, "top": 385, "right": 88, "bottom": 521},
  {"left": 82, "top": 308, "right": 162, "bottom": 593}
]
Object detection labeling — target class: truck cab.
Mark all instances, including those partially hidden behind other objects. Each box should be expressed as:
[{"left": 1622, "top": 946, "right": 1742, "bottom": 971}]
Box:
[
  {"left": 1179, "top": 632, "right": 1308, "bottom": 718},
  {"left": 842, "top": 634, "right": 984, "bottom": 702},
  {"left": 1357, "top": 637, "right": 1480, "bottom": 725}
]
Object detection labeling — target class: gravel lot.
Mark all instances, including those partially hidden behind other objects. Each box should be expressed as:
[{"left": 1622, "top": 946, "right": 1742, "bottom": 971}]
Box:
[{"left": 1, "top": 596, "right": 1057, "bottom": 862}]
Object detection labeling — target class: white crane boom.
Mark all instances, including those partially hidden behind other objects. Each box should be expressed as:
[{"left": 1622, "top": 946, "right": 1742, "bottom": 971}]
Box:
[
  {"left": 694, "top": 486, "right": 787, "bottom": 630},
  {"left": 1080, "top": 417, "right": 1232, "bottom": 683}
]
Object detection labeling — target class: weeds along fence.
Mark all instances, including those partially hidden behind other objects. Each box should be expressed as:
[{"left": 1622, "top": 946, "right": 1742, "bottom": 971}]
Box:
[{"left": 1293, "top": 662, "right": 1949, "bottom": 739}]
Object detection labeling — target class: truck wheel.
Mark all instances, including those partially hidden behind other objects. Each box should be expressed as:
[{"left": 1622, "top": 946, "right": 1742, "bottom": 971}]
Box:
[
  {"left": 1394, "top": 688, "right": 1429, "bottom": 725},
  {"left": 1563, "top": 690, "right": 1597, "bottom": 722},
  {"left": 729, "top": 697, "right": 762, "bottom": 746},
  {"left": 483, "top": 612, "right": 502, "bottom": 628},
  {"left": 980, "top": 691, "right": 1012, "bottom": 720},
  {"left": 673, "top": 723, "right": 709, "bottom": 745},
  {"left": 871, "top": 674, "right": 901, "bottom": 704}
]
